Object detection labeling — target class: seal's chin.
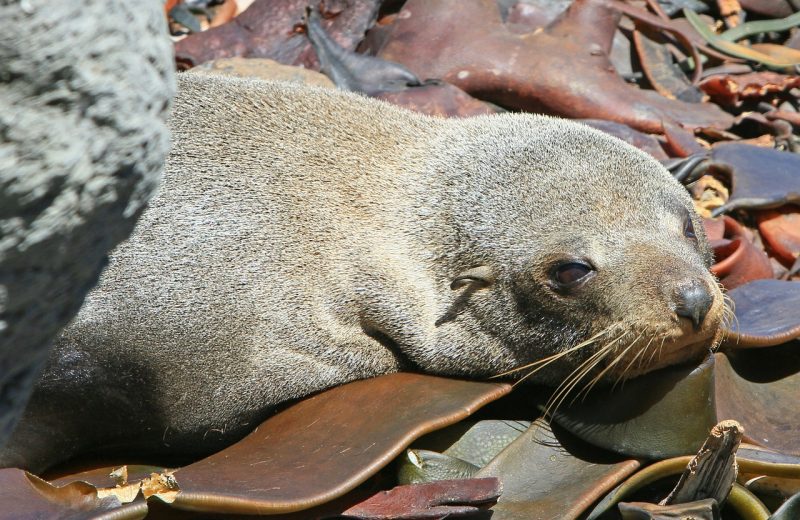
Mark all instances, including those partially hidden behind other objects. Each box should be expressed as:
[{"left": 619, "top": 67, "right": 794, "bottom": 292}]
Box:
[{"left": 606, "top": 323, "right": 722, "bottom": 380}]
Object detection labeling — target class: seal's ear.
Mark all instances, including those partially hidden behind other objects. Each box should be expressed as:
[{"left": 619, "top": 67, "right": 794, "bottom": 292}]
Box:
[{"left": 450, "top": 265, "right": 495, "bottom": 290}]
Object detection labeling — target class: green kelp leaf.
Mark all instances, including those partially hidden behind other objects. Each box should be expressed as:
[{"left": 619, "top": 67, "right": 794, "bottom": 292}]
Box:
[
  {"left": 684, "top": 10, "right": 800, "bottom": 70},
  {"left": 768, "top": 492, "right": 800, "bottom": 519},
  {"left": 719, "top": 12, "right": 800, "bottom": 43},
  {"left": 553, "top": 356, "right": 717, "bottom": 460},
  {"left": 476, "top": 419, "right": 641, "bottom": 520}
]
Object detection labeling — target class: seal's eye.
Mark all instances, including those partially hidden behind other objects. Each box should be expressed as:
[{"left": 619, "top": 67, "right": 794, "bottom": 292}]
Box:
[
  {"left": 684, "top": 218, "right": 697, "bottom": 240},
  {"left": 552, "top": 261, "right": 594, "bottom": 289}
]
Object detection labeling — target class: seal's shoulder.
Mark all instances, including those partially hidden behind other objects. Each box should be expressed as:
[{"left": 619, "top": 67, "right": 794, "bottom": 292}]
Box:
[{"left": 174, "top": 72, "right": 428, "bottom": 125}]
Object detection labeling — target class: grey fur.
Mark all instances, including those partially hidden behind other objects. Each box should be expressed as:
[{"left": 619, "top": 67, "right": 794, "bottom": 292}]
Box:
[
  {"left": 0, "top": 0, "right": 173, "bottom": 446},
  {"left": 1, "top": 74, "right": 721, "bottom": 471}
]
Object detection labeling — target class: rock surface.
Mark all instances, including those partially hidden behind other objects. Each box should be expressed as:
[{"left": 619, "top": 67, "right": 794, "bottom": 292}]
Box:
[{"left": 0, "top": 0, "right": 174, "bottom": 445}]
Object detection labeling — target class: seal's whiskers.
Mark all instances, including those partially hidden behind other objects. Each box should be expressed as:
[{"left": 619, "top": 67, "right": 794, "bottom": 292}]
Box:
[
  {"left": 610, "top": 332, "right": 660, "bottom": 392},
  {"left": 541, "top": 347, "right": 610, "bottom": 418},
  {"left": 640, "top": 333, "right": 663, "bottom": 369},
  {"left": 561, "top": 340, "right": 620, "bottom": 406},
  {"left": 493, "top": 327, "right": 612, "bottom": 380},
  {"left": 646, "top": 334, "right": 668, "bottom": 367},
  {"left": 542, "top": 330, "right": 627, "bottom": 417},
  {"left": 720, "top": 289, "right": 738, "bottom": 346},
  {"left": 573, "top": 332, "right": 641, "bottom": 406}
]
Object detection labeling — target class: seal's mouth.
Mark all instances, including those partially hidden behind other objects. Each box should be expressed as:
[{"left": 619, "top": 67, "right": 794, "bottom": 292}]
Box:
[
  {"left": 529, "top": 327, "right": 721, "bottom": 420},
  {"left": 603, "top": 299, "right": 726, "bottom": 380},
  {"left": 610, "top": 334, "right": 715, "bottom": 380},
  {"left": 493, "top": 284, "right": 728, "bottom": 394},
  {"left": 599, "top": 280, "right": 729, "bottom": 380},
  {"left": 515, "top": 286, "right": 730, "bottom": 418}
]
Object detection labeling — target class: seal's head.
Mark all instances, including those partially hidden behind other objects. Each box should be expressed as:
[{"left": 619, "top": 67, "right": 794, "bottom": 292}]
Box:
[{"left": 430, "top": 114, "right": 725, "bottom": 387}]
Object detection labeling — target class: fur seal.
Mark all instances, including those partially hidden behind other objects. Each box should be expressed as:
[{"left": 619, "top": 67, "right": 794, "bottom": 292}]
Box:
[{"left": 0, "top": 74, "right": 724, "bottom": 472}]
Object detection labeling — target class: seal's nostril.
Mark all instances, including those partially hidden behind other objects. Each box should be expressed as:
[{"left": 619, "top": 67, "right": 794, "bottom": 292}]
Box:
[{"left": 675, "top": 282, "right": 714, "bottom": 331}]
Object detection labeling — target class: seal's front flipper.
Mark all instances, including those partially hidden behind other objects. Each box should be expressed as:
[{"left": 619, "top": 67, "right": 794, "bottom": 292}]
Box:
[{"left": 304, "top": 6, "right": 420, "bottom": 96}]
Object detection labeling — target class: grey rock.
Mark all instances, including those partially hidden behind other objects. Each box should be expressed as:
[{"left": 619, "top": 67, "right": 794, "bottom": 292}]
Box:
[{"left": 0, "top": 0, "right": 174, "bottom": 445}]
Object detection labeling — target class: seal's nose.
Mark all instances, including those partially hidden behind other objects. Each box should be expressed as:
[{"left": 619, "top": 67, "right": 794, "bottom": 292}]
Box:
[{"left": 674, "top": 281, "right": 714, "bottom": 331}]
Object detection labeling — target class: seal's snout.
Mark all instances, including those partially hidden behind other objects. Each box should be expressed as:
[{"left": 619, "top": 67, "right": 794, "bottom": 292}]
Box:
[{"left": 674, "top": 280, "right": 714, "bottom": 331}]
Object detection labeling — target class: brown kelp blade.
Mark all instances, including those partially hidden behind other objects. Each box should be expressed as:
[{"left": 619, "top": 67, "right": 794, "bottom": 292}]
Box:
[
  {"left": 48, "top": 465, "right": 173, "bottom": 489},
  {"left": 715, "top": 345, "right": 800, "bottom": 457},
  {"left": 304, "top": 6, "right": 418, "bottom": 96},
  {"left": 699, "top": 71, "right": 800, "bottom": 108},
  {"left": 174, "top": 0, "right": 381, "bottom": 70},
  {"left": 0, "top": 468, "right": 148, "bottom": 520},
  {"left": 29, "top": 375, "right": 508, "bottom": 517},
  {"left": 709, "top": 143, "right": 800, "bottom": 217},
  {"left": 341, "top": 477, "right": 501, "bottom": 519},
  {"left": 475, "top": 419, "right": 641, "bottom": 520},
  {"left": 167, "top": 373, "right": 509, "bottom": 514},
  {"left": 722, "top": 280, "right": 800, "bottom": 347},
  {"left": 377, "top": 0, "right": 732, "bottom": 133},
  {"left": 757, "top": 209, "right": 800, "bottom": 270},
  {"left": 710, "top": 216, "right": 773, "bottom": 291},
  {"left": 632, "top": 27, "right": 703, "bottom": 103},
  {"left": 303, "top": 4, "right": 496, "bottom": 117}
]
